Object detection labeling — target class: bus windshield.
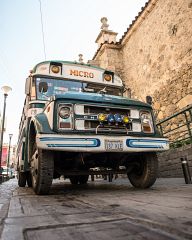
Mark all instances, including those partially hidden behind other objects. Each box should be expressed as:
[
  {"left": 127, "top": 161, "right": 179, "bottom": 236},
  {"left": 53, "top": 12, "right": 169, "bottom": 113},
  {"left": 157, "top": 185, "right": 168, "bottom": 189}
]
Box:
[{"left": 36, "top": 77, "right": 122, "bottom": 100}]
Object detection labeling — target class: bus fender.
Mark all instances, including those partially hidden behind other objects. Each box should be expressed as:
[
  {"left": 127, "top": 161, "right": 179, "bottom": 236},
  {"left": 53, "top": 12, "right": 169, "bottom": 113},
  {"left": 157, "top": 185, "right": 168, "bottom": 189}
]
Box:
[{"left": 29, "top": 113, "right": 53, "bottom": 134}]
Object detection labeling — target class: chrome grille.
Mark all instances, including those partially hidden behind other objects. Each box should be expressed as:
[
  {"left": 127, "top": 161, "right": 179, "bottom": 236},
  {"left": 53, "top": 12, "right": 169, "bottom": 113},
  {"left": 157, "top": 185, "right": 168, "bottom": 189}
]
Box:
[
  {"left": 75, "top": 104, "right": 141, "bottom": 133},
  {"left": 84, "top": 106, "right": 130, "bottom": 116}
]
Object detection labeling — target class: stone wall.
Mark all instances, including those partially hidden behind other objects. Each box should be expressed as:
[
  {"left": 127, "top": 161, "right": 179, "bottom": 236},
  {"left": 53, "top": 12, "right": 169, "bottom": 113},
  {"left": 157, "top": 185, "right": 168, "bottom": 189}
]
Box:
[
  {"left": 90, "top": 0, "right": 192, "bottom": 178},
  {"left": 91, "top": 44, "right": 123, "bottom": 74},
  {"left": 92, "top": 0, "right": 192, "bottom": 122},
  {"left": 158, "top": 144, "right": 192, "bottom": 178},
  {"left": 153, "top": 65, "right": 192, "bottom": 120},
  {"left": 122, "top": 0, "right": 192, "bottom": 107}
]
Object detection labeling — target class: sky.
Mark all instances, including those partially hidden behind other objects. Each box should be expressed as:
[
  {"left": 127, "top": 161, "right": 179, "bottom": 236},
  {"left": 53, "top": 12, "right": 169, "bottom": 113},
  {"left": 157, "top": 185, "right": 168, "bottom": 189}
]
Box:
[{"left": 0, "top": 0, "right": 147, "bottom": 145}]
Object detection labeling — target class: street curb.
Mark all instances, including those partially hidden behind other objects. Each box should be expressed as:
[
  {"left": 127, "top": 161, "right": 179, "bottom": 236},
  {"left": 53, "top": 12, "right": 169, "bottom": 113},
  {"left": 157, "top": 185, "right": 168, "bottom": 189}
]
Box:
[{"left": 0, "top": 202, "right": 10, "bottom": 237}]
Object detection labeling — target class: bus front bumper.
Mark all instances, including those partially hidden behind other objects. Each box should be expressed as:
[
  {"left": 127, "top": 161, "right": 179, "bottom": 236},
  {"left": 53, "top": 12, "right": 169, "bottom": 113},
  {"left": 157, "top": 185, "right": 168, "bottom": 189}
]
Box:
[{"left": 36, "top": 134, "right": 169, "bottom": 152}]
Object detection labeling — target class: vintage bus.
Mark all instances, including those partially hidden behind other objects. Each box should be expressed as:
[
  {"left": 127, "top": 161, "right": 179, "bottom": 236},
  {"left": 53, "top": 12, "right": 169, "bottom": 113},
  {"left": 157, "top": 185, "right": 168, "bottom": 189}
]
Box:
[{"left": 16, "top": 60, "right": 169, "bottom": 194}]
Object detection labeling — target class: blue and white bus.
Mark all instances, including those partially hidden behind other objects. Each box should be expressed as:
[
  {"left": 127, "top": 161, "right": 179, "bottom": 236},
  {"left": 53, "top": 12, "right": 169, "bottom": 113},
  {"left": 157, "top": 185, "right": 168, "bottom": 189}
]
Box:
[{"left": 16, "top": 60, "right": 169, "bottom": 194}]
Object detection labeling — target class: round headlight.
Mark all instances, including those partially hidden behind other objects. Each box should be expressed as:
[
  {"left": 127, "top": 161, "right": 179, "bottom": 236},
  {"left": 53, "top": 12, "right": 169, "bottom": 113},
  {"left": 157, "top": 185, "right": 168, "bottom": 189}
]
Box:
[
  {"left": 59, "top": 107, "right": 71, "bottom": 119},
  {"left": 107, "top": 114, "right": 115, "bottom": 123},
  {"left": 114, "top": 113, "right": 122, "bottom": 123},
  {"left": 122, "top": 115, "right": 129, "bottom": 124},
  {"left": 98, "top": 113, "right": 107, "bottom": 122}
]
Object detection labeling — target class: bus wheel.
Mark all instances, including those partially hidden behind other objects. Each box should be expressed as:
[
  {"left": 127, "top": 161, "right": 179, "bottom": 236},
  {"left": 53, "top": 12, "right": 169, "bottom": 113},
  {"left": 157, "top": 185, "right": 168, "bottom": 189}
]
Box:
[
  {"left": 30, "top": 145, "right": 54, "bottom": 195},
  {"left": 79, "top": 175, "right": 89, "bottom": 184},
  {"left": 18, "top": 172, "right": 26, "bottom": 187},
  {"left": 127, "top": 153, "right": 158, "bottom": 189}
]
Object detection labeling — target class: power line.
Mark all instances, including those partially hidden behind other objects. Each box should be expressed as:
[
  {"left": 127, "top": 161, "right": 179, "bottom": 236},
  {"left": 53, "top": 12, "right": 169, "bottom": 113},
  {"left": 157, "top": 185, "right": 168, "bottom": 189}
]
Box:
[{"left": 38, "top": 0, "right": 46, "bottom": 60}]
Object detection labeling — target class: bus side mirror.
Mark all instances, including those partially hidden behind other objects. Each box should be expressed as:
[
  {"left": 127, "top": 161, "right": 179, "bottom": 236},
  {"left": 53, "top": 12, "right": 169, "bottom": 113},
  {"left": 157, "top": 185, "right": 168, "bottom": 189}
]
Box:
[
  {"left": 25, "top": 78, "right": 30, "bottom": 95},
  {"left": 39, "top": 82, "right": 48, "bottom": 93},
  {"left": 146, "top": 95, "right": 152, "bottom": 105},
  {"left": 123, "top": 86, "right": 131, "bottom": 98}
]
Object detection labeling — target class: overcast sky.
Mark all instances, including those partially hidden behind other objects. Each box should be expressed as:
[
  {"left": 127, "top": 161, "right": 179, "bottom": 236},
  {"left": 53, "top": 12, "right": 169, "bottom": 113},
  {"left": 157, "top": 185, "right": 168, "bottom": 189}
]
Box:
[{"left": 0, "top": 0, "right": 147, "bottom": 144}]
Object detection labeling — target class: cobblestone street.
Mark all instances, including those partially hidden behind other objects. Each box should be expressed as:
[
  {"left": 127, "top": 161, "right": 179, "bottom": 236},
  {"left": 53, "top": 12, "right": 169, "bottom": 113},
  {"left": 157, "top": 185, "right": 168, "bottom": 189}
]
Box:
[{"left": 0, "top": 177, "right": 192, "bottom": 240}]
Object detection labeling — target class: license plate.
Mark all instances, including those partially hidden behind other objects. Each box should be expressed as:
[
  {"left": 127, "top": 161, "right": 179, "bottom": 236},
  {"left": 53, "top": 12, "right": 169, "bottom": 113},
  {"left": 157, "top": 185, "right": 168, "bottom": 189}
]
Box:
[{"left": 105, "top": 140, "right": 123, "bottom": 151}]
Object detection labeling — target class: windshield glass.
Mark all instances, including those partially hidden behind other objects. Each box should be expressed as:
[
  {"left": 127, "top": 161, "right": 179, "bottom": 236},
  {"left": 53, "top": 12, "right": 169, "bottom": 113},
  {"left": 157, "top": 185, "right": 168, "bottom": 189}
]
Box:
[{"left": 36, "top": 77, "right": 122, "bottom": 100}]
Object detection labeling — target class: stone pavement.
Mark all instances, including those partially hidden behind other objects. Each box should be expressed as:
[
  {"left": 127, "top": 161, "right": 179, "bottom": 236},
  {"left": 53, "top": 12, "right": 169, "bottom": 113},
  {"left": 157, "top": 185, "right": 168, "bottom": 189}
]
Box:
[
  {"left": 0, "top": 179, "right": 18, "bottom": 236},
  {"left": 0, "top": 178, "right": 192, "bottom": 240}
]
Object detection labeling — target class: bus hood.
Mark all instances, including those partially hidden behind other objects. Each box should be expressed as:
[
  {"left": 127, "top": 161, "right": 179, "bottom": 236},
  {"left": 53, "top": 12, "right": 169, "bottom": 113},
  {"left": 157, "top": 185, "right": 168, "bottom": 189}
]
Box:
[{"left": 51, "top": 92, "right": 151, "bottom": 108}]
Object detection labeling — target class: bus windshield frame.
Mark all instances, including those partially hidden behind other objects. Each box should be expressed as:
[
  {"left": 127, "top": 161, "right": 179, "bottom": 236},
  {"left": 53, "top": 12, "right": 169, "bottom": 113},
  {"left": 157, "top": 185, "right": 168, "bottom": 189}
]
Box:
[{"left": 34, "top": 77, "right": 123, "bottom": 101}]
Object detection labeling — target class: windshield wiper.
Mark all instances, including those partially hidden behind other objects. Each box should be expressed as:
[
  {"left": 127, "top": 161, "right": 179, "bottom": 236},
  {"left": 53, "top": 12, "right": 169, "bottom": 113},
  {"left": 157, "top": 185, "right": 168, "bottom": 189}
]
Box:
[{"left": 98, "top": 87, "right": 107, "bottom": 95}]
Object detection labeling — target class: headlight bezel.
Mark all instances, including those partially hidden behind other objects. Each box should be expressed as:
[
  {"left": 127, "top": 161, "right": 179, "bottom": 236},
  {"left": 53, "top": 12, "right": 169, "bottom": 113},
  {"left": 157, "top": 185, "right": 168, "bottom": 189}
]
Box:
[
  {"left": 140, "top": 110, "right": 154, "bottom": 133},
  {"left": 57, "top": 103, "right": 73, "bottom": 130}
]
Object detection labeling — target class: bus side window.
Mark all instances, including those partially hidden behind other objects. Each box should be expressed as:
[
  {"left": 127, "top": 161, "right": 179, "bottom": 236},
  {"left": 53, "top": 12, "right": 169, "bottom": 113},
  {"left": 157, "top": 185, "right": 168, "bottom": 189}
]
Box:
[{"left": 25, "top": 78, "right": 30, "bottom": 95}]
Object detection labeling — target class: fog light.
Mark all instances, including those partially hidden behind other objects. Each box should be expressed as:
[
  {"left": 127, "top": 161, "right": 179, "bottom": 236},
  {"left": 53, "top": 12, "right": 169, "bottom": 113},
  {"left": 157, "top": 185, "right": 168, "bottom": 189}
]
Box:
[
  {"left": 122, "top": 115, "right": 129, "bottom": 124},
  {"left": 114, "top": 113, "right": 122, "bottom": 123},
  {"left": 107, "top": 114, "right": 115, "bottom": 124},
  {"left": 98, "top": 113, "right": 107, "bottom": 122}
]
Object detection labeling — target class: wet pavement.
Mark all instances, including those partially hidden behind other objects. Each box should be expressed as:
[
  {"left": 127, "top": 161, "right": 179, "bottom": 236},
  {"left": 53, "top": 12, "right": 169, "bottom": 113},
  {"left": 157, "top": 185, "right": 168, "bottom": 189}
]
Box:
[{"left": 0, "top": 177, "right": 192, "bottom": 240}]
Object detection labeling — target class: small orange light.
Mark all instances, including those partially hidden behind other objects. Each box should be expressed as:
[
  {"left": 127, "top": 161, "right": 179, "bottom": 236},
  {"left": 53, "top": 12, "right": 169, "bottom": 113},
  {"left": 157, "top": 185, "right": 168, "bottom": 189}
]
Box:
[
  {"left": 47, "top": 106, "right": 50, "bottom": 113},
  {"left": 104, "top": 74, "right": 112, "bottom": 81},
  {"left": 51, "top": 65, "right": 60, "bottom": 74}
]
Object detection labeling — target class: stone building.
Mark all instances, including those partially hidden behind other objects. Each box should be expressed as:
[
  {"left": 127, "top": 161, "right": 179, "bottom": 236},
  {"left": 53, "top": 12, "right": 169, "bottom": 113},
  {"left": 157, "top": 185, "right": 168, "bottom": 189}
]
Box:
[{"left": 90, "top": 0, "right": 192, "bottom": 122}]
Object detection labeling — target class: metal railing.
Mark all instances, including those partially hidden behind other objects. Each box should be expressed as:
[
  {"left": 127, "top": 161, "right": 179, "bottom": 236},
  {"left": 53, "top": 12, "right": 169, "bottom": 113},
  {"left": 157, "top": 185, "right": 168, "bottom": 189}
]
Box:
[{"left": 156, "top": 104, "right": 192, "bottom": 148}]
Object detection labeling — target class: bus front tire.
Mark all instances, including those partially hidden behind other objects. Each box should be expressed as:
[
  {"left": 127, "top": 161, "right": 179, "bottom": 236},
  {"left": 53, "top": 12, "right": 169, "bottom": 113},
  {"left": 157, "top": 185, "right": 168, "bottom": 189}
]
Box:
[
  {"left": 30, "top": 147, "right": 54, "bottom": 195},
  {"left": 127, "top": 153, "right": 158, "bottom": 189}
]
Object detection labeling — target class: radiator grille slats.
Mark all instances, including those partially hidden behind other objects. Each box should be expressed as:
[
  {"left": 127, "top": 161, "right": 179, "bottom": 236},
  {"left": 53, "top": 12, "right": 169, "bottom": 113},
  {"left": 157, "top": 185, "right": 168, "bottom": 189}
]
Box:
[{"left": 75, "top": 104, "right": 140, "bottom": 133}]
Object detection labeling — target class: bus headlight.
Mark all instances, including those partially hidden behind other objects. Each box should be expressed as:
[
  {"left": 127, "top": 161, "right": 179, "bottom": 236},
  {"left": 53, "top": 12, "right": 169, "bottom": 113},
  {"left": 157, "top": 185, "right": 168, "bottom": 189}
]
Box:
[
  {"left": 59, "top": 106, "right": 71, "bottom": 119},
  {"left": 58, "top": 104, "right": 73, "bottom": 130},
  {"left": 140, "top": 111, "right": 154, "bottom": 133}
]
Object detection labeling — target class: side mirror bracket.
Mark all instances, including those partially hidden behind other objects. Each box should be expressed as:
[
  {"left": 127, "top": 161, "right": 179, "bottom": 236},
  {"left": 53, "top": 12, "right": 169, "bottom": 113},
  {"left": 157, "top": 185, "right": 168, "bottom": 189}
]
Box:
[
  {"left": 123, "top": 86, "right": 131, "bottom": 98},
  {"left": 146, "top": 95, "right": 153, "bottom": 105}
]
